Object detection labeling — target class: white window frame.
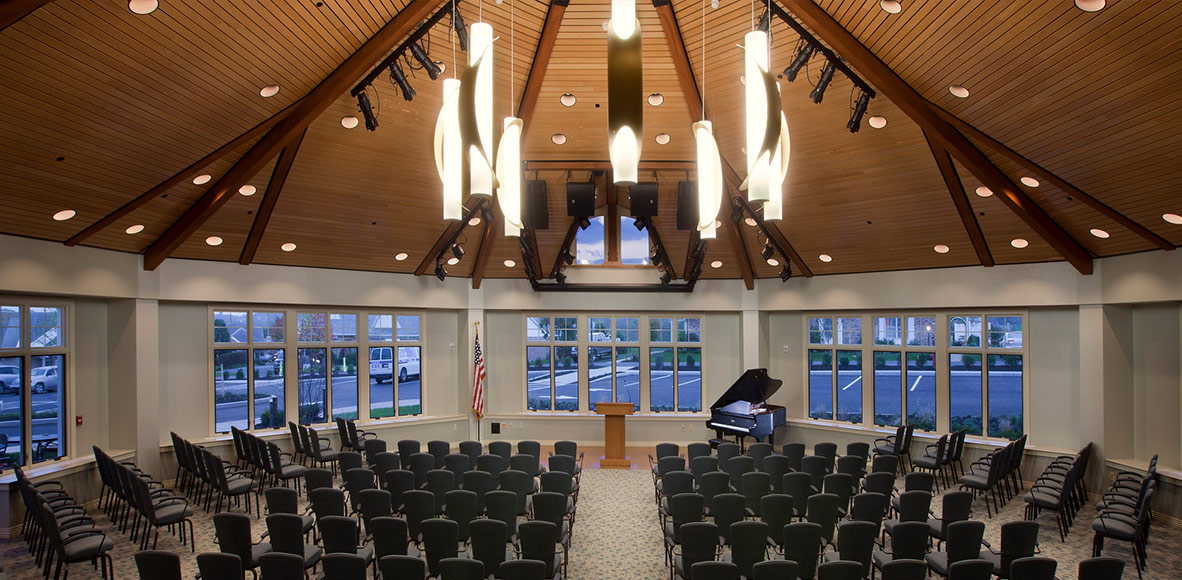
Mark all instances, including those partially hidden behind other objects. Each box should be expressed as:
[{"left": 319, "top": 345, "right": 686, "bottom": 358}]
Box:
[{"left": 0, "top": 297, "right": 73, "bottom": 465}]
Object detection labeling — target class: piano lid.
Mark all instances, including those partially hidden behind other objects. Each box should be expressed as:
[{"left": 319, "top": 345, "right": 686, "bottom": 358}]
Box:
[{"left": 709, "top": 368, "right": 783, "bottom": 410}]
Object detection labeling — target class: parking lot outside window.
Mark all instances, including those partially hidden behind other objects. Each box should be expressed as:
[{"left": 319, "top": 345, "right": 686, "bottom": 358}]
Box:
[
  {"left": 213, "top": 310, "right": 287, "bottom": 432},
  {"left": 0, "top": 300, "right": 69, "bottom": 467}
]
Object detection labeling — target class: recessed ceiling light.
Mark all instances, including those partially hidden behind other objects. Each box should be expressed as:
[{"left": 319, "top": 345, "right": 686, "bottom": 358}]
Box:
[
  {"left": 1089, "top": 228, "right": 1110, "bottom": 239},
  {"left": 655, "top": 133, "right": 671, "bottom": 145},
  {"left": 468, "top": 216, "right": 482, "bottom": 226},
  {"left": 713, "top": 220, "right": 722, "bottom": 228},
  {"left": 394, "top": 252, "right": 409, "bottom": 261},
  {"left": 948, "top": 85, "right": 970, "bottom": 98},
  {"left": 560, "top": 93, "right": 576, "bottom": 107},
  {"left": 447, "top": 257, "right": 460, "bottom": 266},
  {"left": 710, "top": 260, "right": 723, "bottom": 269},
  {"left": 711, "top": 0, "right": 719, "bottom": 8},
  {"left": 125, "top": 224, "right": 145, "bottom": 235},
  {"left": 648, "top": 93, "right": 664, "bottom": 106},
  {"left": 1158, "top": 213, "right": 1181, "bottom": 225},
  {"left": 281, "top": 242, "right": 297, "bottom": 252},
  {"left": 1075, "top": 0, "right": 1105, "bottom": 12},
  {"left": 52, "top": 209, "right": 76, "bottom": 221},
  {"left": 766, "top": 258, "right": 780, "bottom": 267},
  {"left": 128, "top": 0, "right": 158, "bottom": 15},
  {"left": 933, "top": 244, "right": 950, "bottom": 254},
  {"left": 205, "top": 236, "right": 224, "bottom": 246},
  {"left": 868, "top": 115, "right": 887, "bottom": 129},
  {"left": 743, "top": 217, "right": 757, "bottom": 227},
  {"left": 552, "top": 133, "right": 567, "bottom": 145},
  {"left": 741, "top": 146, "right": 747, "bottom": 155},
  {"left": 818, "top": 254, "right": 833, "bottom": 263},
  {"left": 193, "top": 174, "right": 212, "bottom": 185},
  {"left": 504, "top": 259, "right": 516, "bottom": 267},
  {"left": 259, "top": 85, "right": 281, "bottom": 98},
  {"left": 975, "top": 186, "right": 993, "bottom": 198},
  {"left": 1010, "top": 238, "right": 1029, "bottom": 249},
  {"left": 1020, "top": 176, "right": 1040, "bottom": 187},
  {"left": 879, "top": 0, "right": 902, "bottom": 14},
  {"left": 238, "top": 184, "right": 257, "bottom": 196},
  {"left": 341, "top": 116, "right": 359, "bottom": 129}
]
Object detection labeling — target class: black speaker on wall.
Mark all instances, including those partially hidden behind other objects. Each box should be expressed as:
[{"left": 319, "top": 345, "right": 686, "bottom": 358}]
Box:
[
  {"left": 566, "top": 182, "right": 596, "bottom": 217},
  {"left": 629, "top": 182, "right": 659, "bottom": 217},
  {"left": 523, "top": 180, "right": 549, "bottom": 230},
  {"left": 677, "top": 181, "right": 698, "bottom": 230}
]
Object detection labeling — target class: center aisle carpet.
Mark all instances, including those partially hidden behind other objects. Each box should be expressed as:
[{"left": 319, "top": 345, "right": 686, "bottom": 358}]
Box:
[{"left": 567, "top": 468, "right": 667, "bottom": 579}]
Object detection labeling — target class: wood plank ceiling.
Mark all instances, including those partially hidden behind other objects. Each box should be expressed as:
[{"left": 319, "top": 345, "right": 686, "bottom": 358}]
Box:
[{"left": 0, "top": 0, "right": 1177, "bottom": 283}]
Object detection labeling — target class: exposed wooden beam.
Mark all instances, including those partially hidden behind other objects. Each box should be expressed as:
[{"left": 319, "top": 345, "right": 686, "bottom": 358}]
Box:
[
  {"left": 524, "top": 160, "right": 696, "bottom": 171},
  {"left": 414, "top": 197, "right": 487, "bottom": 276},
  {"left": 683, "top": 230, "right": 701, "bottom": 282},
  {"left": 549, "top": 219, "right": 580, "bottom": 279},
  {"left": 606, "top": 172, "right": 620, "bottom": 263},
  {"left": 0, "top": 0, "right": 50, "bottom": 32},
  {"left": 925, "top": 133, "right": 993, "bottom": 267},
  {"left": 239, "top": 128, "right": 307, "bottom": 265},
  {"left": 523, "top": 226, "right": 543, "bottom": 278},
  {"left": 65, "top": 103, "right": 298, "bottom": 246},
  {"left": 933, "top": 106, "right": 1175, "bottom": 252},
  {"left": 724, "top": 199, "right": 755, "bottom": 290},
  {"left": 142, "top": 0, "right": 447, "bottom": 271},
  {"left": 516, "top": 0, "right": 569, "bottom": 134},
  {"left": 471, "top": 203, "right": 499, "bottom": 289},
  {"left": 780, "top": 0, "right": 1092, "bottom": 275},
  {"left": 646, "top": 221, "right": 678, "bottom": 280},
  {"left": 735, "top": 197, "right": 814, "bottom": 277}
]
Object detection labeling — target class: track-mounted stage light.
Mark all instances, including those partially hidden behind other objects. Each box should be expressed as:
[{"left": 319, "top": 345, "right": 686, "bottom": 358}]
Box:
[
  {"left": 757, "top": 9, "right": 771, "bottom": 33},
  {"left": 760, "top": 244, "right": 775, "bottom": 261},
  {"left": 452, "top": 8, "right": 469, "bottom": 51},
  {"left": 519, "top": 236, "right": 535, "bottom": 260},
  {"left": 357, "top": 91, "right": 378, "bottom": 131},
  {"left": 435, "top": 261, "right": 447, "bottom": 281},
  {"left": 390, "top": 61, "right": 415, "bottom": 101},
  {"left": 810, "top": 60, "right": 837, "bottom": 103},
  {"left": 783, "top": 43, "right": 815, "bottom": 82},
  {"left": 633, "top": 216, "right": 650, "bottom": 231},
  {"left": 555, "top": 271, "right": 567, "bottom": 285},
  {"left": 779, "top": 263, "right": 793, "bottom": 282},
  {"left": 410, "top": 42, "right": 442, "bottom": 80},
  {"left": 659, "top": 270, "right": 672, "bottom": 286},
  {"left": 452, "top": 244, "right": 465, "bottom": 260},
  {"left": 847, "top": 91, "right": 870, "bottom": 133},
  {"left": 578, "top": 216, "right": 592, "bottom": 230},
  {"left": 560, "top": 249, "right": 575, "bottom": 265}
]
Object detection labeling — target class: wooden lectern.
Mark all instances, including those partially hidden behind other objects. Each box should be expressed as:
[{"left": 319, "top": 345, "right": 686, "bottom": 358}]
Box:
[{"left": 595, "top": 402, "right": 634, "bottom": 469}]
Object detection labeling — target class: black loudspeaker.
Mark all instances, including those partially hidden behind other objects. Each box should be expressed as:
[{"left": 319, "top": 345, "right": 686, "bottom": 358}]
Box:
[
  {"left": 566, "top": 182, "right": 596, "bottom": 217},
  {"left": 677, "top": 180, "right": 698, "bottom": 230},
  {"left": 523, "top": 180, "right": 549, "bottom": 230},
  {"left": 629, "top": 182, "right": 658, "bottom": 217}
]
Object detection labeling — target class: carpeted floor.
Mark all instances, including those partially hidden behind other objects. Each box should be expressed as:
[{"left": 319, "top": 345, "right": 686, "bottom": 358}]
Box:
[{"left": 2, "top": 467, "right": 1180, "bottom": 579}]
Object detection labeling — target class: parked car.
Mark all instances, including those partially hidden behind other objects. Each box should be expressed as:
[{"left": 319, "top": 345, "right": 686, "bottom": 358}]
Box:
[
  {"left": 30, "top": 366, "right": 59, "bottom": 393},
  {"left": 0, "top": 365, "right": 20, "bottom": 394},
  {"left": 370, "top": 347, "right": 420, "bottom": 383}
]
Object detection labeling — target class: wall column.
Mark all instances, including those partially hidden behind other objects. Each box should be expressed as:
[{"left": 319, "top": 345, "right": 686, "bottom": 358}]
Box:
[{"left": 106, "top": 299, "right": 162, "bottom": 475}]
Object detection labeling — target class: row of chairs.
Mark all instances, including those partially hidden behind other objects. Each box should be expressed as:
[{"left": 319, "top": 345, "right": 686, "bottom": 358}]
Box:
[
  {"left": 681, "top": 553, "right": 1125, "bottom": 580},
  {"left": 93, "top": 447, "right": 196, "bottom": 553},
  {"left": 1024, "top": 443, "right": 1093, "bottom": 541},
  {"left": 14, "top": 465, "right": 116, "bottom": 580},
  {"left": 226, "top": 427, "right": 309, "bottom": 493},
  {"left": 1091, "top": 455, "right": 1158, "bottom": 578},
  {"left": 167, "top": 433, "right": 261, "bottom": 515},
  {"left": 958, "top": 435, "right": 1028, "bottom": 518}
]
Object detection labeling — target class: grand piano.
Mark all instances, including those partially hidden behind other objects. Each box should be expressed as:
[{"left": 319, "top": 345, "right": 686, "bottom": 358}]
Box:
[{"left": 706, "top": 368, "right": 786, "bottom": 450}]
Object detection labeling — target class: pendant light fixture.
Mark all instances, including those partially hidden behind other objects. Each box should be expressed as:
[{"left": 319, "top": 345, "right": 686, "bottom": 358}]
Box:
[
  {"left": 608, "top": 0, "right": 643, "bottom": 185},
  {"left": 462, "top": 21, "right": 496, "bottom": 196},
  {"left": 742, "top": 16, "right": 789, "bottom": 220},
  {"left": 435, "top": 77, "right": 464, "bottom": 220},
  {"left": 497, "top": 0, "right": 523, "bottom": 236},
  {"left": 694, "top": 0, "right": 723, "bottom": 239}
]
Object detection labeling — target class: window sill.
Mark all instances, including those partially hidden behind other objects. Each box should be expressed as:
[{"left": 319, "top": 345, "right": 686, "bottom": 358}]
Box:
[
  {"left": 786, "top": 418, "right": 1059, "bottom": 453},
  {"left": 0, "top": 449, "right": 134, "bottom": 486},
  {"left": 1107, "top": 458, "right": 1182, "bottom": 485},
  {"left": 491, "top": 411, "right": 709, "bottom": 420}
]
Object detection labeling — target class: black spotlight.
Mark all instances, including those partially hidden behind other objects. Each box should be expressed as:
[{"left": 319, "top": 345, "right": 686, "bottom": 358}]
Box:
[
  {"left": 577, "top": 216, "right": 592, "bottom": 230},
  {"left": 409, "top": 42, "right": 442, "bottom": 81},
  {"left": 560, "top": 248, "right": 575, "bottom": 265},
  {"left": 757, "top": 9, "right": 771, "bottom": 33},
  {"left": 779, "top": 263, "right": 793, "bottom": 282},
  {"left": 633, "top": 216, "right": 650, "bottom": 231},
  {"left": 452, "top": 244, "right": 465, "bottom": 260},
  {"left": 810, "top": 60, "right": 837, "bottom": 103},
  {"left": 555, "top": 271, "right": 567, "bottom": 285},
  {"left": 783, "top": 43, "right": 815, "bottom": 82},
  {"left": 659, "top": 271, "right": 672, "bottom": 286},
  {"left": 760, "top": 244, "right": 775, "bottom": 261},
  {"left": 519, "top": 236, "right": 534, "bottom": 260},
  {"left": 730, "top": 201, "right": 744, "bottom": 224},
  {"left": 847, "top": 91, "right": 870, "bottom": 133},
  {"left": 390, "top": 61, "right": 415, "bottom": 101},
  {"left": 357, "top": 91, "right": 378, "bottom": 131},
  {"left": 435, "top": 261, "right": 447, "bottom": 281},
  {"left": 452, "top": 7, "right": 469, "bottom": 52}
]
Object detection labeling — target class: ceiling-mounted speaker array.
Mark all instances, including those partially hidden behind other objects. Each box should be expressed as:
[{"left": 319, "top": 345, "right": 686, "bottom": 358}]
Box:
[
  {"left": 676, "top": 181, "right": 698, "bottom": 230},
  {"left": 629, "top": 183, "right": 658, "bottom": 218},
  {"left": 523, "top": 180, "right": 549, "bottom": 230},
  {"left": 566, "top": 183, "right": 596, "bottom": 217}
]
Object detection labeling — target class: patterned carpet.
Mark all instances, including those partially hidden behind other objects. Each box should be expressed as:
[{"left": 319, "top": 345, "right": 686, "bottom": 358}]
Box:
[{"left": 2, "top": 467, "right": 1180, "bottom": 579}]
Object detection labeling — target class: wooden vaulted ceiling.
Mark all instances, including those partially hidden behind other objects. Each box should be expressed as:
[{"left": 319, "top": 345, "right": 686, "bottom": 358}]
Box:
[{"left": 1, "top": 0, "right": 1178, "bottom": 286}]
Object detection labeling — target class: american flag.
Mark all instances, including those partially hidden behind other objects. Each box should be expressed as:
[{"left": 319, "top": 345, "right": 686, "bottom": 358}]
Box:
[{"left": 472, "top": 325, "right": 486, "bottom": 419}]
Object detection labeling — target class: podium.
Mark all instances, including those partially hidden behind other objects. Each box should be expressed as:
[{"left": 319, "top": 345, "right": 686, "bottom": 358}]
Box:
[{"left": 595, "top": 402, "right": 634, "bottom": 469}]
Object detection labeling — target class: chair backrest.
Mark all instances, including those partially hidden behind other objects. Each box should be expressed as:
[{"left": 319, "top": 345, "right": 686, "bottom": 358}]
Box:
[
  {"left": 686, "top": 442, "right": 711, "bottom": 463},
  {"left": 712, "top": 493, "right": 746, "bottom": 545},
  {"left": 1008, "top": 434, "right": 1028, "bottom": 473},
  {"left": 782, "top": 522, "right": 822, "bottom": 579},
  {"left": 540, "top": 470, "right": 573, "bottom": 496},
  {"left": 477, "top": 453, "right": 509, "bottom": 477},
  {"left": 871, "top": 454, "right": 899, "bottom": 475},
  {"left": 459, "top": 440, "right": 483, "bottom": 464},
  {"left": 901, "top": 425, "right": 915, "bottom": 451},
  {"left": 849, "top": 492, "right": 888, "bottom": 527},
  {"left": 835, "top": 520, "right": 876, "bottom": 576},
  {"left": 807, "top": 492, "right": 841, "bottom": 544},
  {"left": 725, "top": 455, "right": 755, "bottom": 490},
  {"left": 663, "top": 470, "right": 695, "bottom": 498},
  {"left": 135, "top": 550, "right": 183, "bottom": 580},
  {"left": 997, "top": 520, "right": 1040, "bottom": 574},
  {"left": 878, "top": 559, "right": 928, "bottom": 580},
  {"left": 945, "top": 520, "right": 986, "bottom": 564},
  {"left": 484, "top": 490, "right": 519, "bottom": 540},
  {"left": 364, "top": 438, "right": 387, "bottom": 466},
  {"left": 409, "top": 452, "right": 436, "bottom": 487},
  {"left": 462, "top": 469, "right": 495, "bottom": 512},
  {"left": 679, "top": 522, "right": 720, "bottom": 580},
  {"left": 358, "top": 488, "right": 393, "bottom": 529},
  {"left": 346, "top": 421, "right": 364, "bottom": 451},
  {"left": 445, "top": 453, "right": 472, "bottom": 477},
  {"left": 305, "top": 468, "right": 334, "bottom": 493},
  {"left": 846, "top": 441, "right": 871, "bottom": 460},
  {"left": 338, "top": 451, "right": 363, "bottom": 474},
  {"left": 518, "top": 440, "right": 542, "bottom": 458},
  {"left": 287, "top": 422, "right": 304, "bottom": 455},
  {"left": 322, "top": 553, "right": 369, "bottom": 580},
  {"left": 836, "top": 455, "right": 866, "bottom": 480},
  {"left": 862, "top": 471, "right": 895, "bottom": 496},
  {"left": 781, "top": 442, "right": 805, "bottom": 471},
  {"left": 730, "top": 520, "right": 769, "bottom": 578},
  {"left": 896, "top": 490, "right": 932, "bottom": 522},
  {"left": 498, "top": 559, "right": 547, "bottom": 580},
  {"left": 949, "top": 430, "right": 967, "bottom": 463},
  {"left": 421, "top": 518, "right": 460, "bottom": 576},
  {"left": 747, "top": 442, "right": 773, "bottom": 470},
  {"left": 691, "top": 562, "right": 740, "bottom": 580},
  {"left": 655, "top": 442, "right": 680, "bottom": 462},
  {"left": 488, "top": 441, "right": 512, "bottom": 460},
  {"left": 265, "top": 513, "right": 307, "bottom": 557},
  {"left": 258, "top": 552, "right": 305, "bottom": 580},
  {"left": 519, "top": 520, "right": 560, "bottom": 578},
  {"left": 699, "top": 471, "right": 730, "bottom": 513},
  {"left": 427, "top": 469, "right": 457, "bottom": 512},
  {"left": 265, "top": 486, "right": 299, "bottom": 515},
  {"left": 658, "top": 455, "right": 687, "bottom": 478},
  {"left": 318, "top": 515, "right": 361, "bottom": 555},
  {"left": 428, "top": 440, "right": 451, "bottom": 468},
  {"left": 212, "top": 512, "right": 256, "bottom": 567},
  {"left": 547, "top": 454, "right": 578, "bottom": 479},
  {"left": 374, "top": 452, "right": 400, "bottom": 485},
  {"left": 761, "top": 455, "right": 789, "bottom": 493},
  {"left": 384, "top": 469, "right": 415, "bottom": 512},
  {"left": 783, "top": 471, "right": 813, "bottom": 517},
  {"left": 947, "top": 559, "right": 993, "bottom": 580},
  {"left": 823, "top": 472, "right": 855, "bottom": 508},
  {"left": 888, "top": 521, "right": 930, "bottom": 561},
  {"left": 1008, "top": 557, "right": 1057, "bottom": 580},
  {"left": 814, "top": 442, "right": 838, "bottom": 463},
  {"left": 403, "top": 489, "right": 436, "bottom": 541},
  {"left": 553, "top": 440, "right": 578, "bottom": 459},
  {"left": 931, "top": 434, "right": 949, "bottom": 463},
  {"left": 445, "top": 489, "right": 479, "bottom": 542},
  {"left": 1077, "top": 556, "right": 1125, "bottom": 580},
  {"left": 717, "top": 442, "right": 740, "bottom": 465},
  {"left": 439, "top": 557, "right": 485, "bottom": 580},
  {"left": 397, "top": 440, "right": 421, "bottom": 467},
  {"left": 379, "top": 555, "right": 426, "bottom": 580},
  {"left": 667, "top": 493, "right": 705, "bottom": 543},
  {"left": 196, "top": 552, "right": 244, "bottom": 580},
  {"left": 817, "top": 560, "right": 864, "bottom": 580},
  {"left": 469, "top": 518, "right": 510, "bottom": 575},
  {"left": 498, "top": 469, "right": 533, "bottom": 515},
  {"left": 510, "top": 453, "right": 542, "bottom": 477},
  {"left": 344, "top": 468, "right": 377, "bottom": 509},
  {"left": 335, "top": 418, "right": 351, "bottom": 448},
  {"left": 368, "top": 516, "right": 409, "bottom": 559},
  {"left": 903, "top": 471, "right": 934, "bottom": 493},
  {"left": 801, "top": 455, "right": 828, "bottom": 491},
  {"left": 938, "top": 491, "right": 974, "bottom": 535}
]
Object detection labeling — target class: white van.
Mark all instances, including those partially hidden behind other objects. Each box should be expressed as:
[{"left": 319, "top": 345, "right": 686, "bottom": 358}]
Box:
[{"left": 370, "top": 347, "right": 421, "bottom": 383}]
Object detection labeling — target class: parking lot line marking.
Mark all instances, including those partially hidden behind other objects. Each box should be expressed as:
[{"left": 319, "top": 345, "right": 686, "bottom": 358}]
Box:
[
  {"left": 841, "top": 376, "right": 862, "bottom": 391},
  {"left": 909, "top": 375, "right": 923, "bottom": 392}
]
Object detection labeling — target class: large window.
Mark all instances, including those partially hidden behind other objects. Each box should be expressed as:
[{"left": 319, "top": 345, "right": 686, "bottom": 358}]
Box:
[
  {"left": 214, "top": 310, "right": 287, "bottom": 432},
  {"left": 0, "top": 302, "right": 68, "bottom": 467},
  {"left": 213, "top": 308, "right": 423, "bottom": 433},
  {"left": 804, "top": 312, "right": 1026, "bottom": 440},
  {"left": 526, "top": 314, "right": 702, "bottom": 413}
]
